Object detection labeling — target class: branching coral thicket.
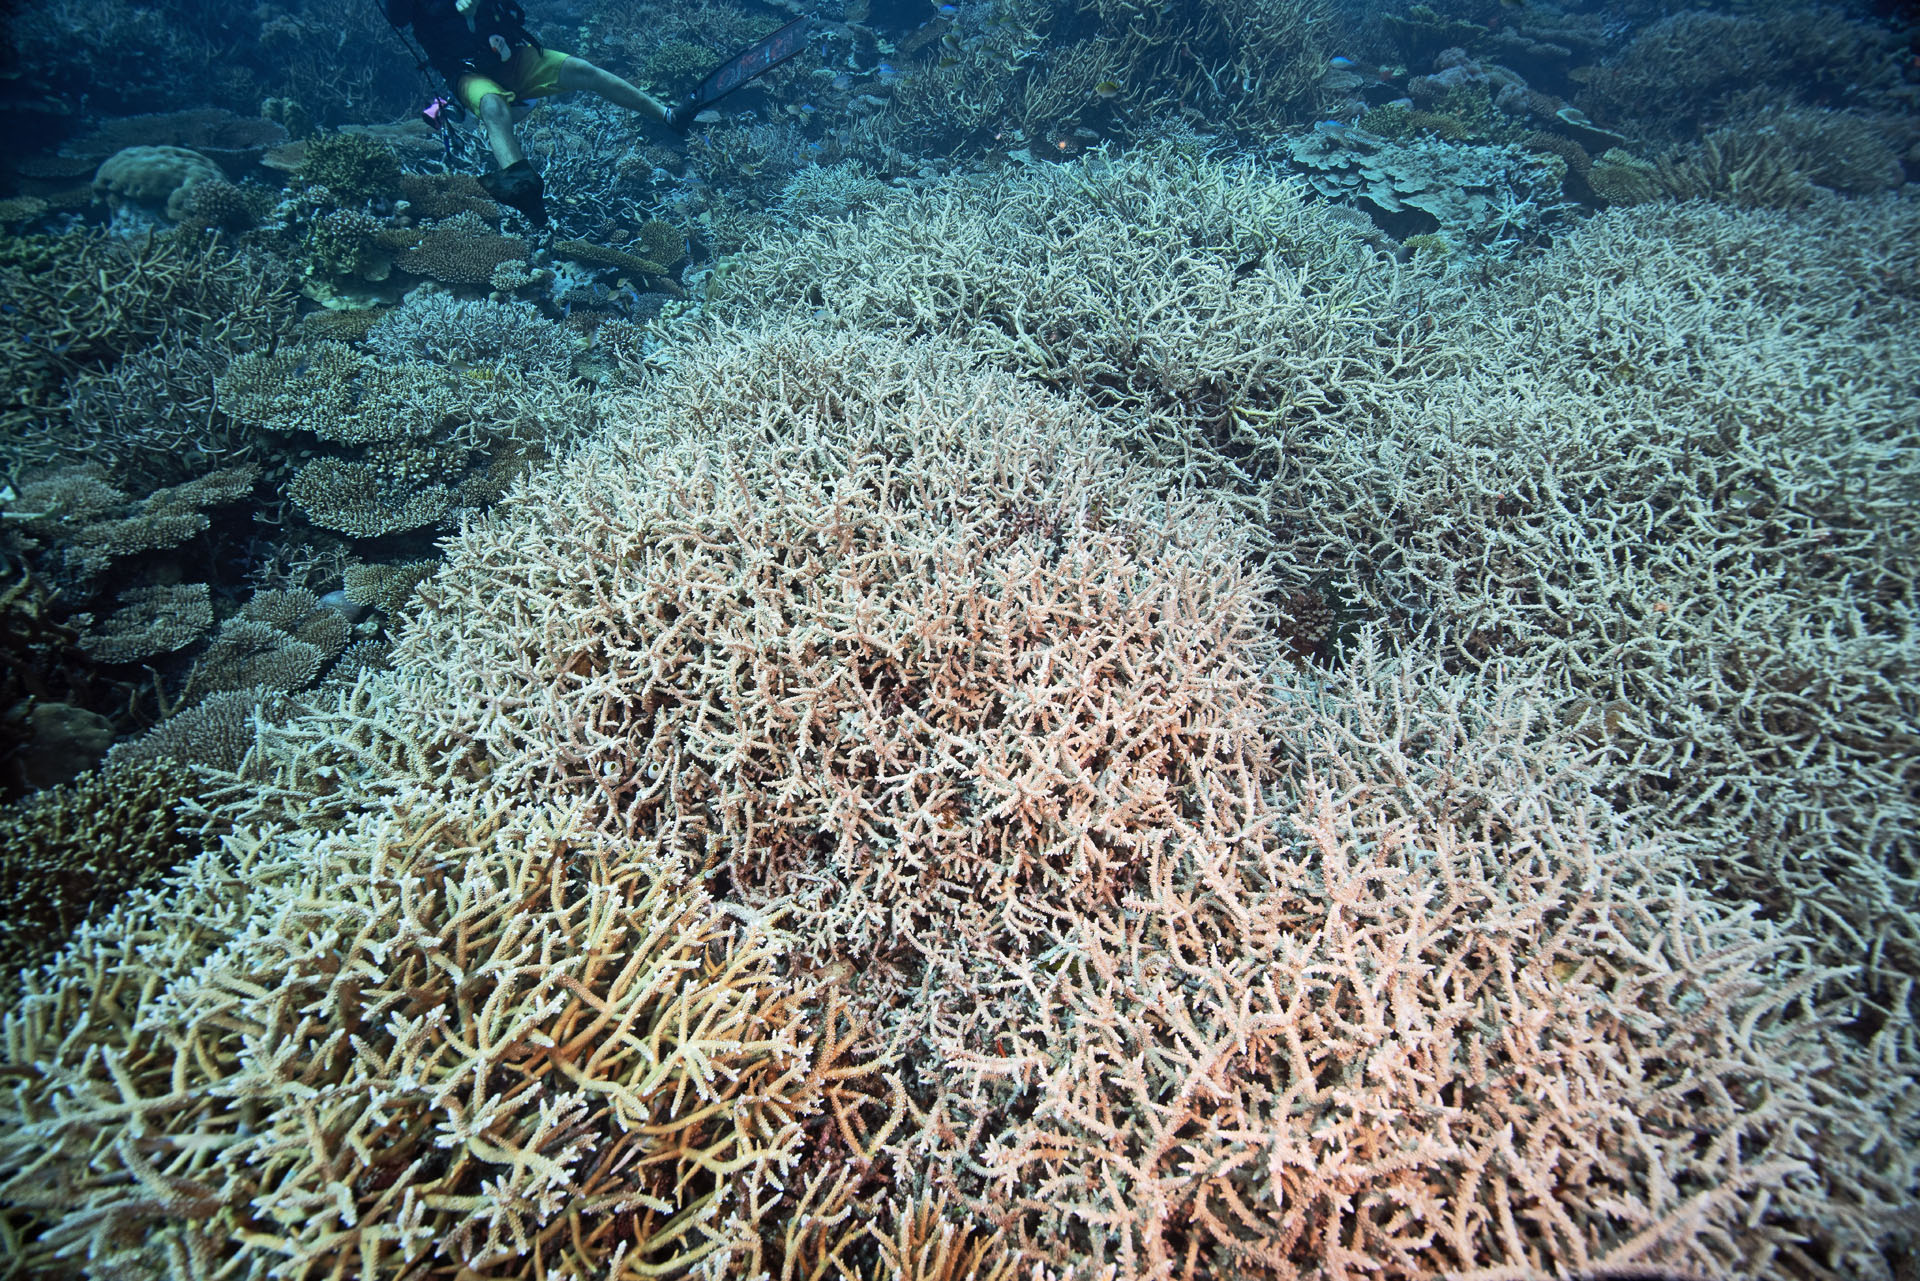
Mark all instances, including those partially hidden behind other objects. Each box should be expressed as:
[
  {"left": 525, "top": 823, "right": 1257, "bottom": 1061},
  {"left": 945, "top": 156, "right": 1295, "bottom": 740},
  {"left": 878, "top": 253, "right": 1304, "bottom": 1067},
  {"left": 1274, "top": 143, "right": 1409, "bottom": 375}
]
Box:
[
  {"left": 0, "top": 765, "right": 874, "bottom": 1278},
  {"left": 1248, "top": 196, "right": 1920, "bottom": 1018},
  {"left": 0, "top": 759, "right": 207, "bottom": 987},
  {"left": 4, "top": 128, "right": 1916, "bottom": 1281},
  {"left": 887, "top": 0, "right": 1333, "bottom": 148},
  {"left": 394, "top": 326, "right": 1281, "bottom": 975},
  {"left": 965, "top": 640, "right": 1913, "bottom": 1277},
  {"left": 713, "top": 149, "right": 1449, "bottom": 496},
  {"left": 1574, "top": 7, "right": 1907, "bottom": 141},
  {"left": 316, "top": 324, "right": 1912, "bottom": 1276},
  {"left": 0, "top": 230, "right": 295, "bottom": 475}
]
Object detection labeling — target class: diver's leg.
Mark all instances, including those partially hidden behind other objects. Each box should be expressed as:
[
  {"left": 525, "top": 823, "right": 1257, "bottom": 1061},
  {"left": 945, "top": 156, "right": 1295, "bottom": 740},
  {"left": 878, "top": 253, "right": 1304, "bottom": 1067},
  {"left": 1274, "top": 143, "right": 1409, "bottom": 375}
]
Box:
[
  {"left": 555, "top": 55, "right": 670, "bottom": 122},
  {"left": 475, "top": 91, "right": 526, "bottom": 168}
]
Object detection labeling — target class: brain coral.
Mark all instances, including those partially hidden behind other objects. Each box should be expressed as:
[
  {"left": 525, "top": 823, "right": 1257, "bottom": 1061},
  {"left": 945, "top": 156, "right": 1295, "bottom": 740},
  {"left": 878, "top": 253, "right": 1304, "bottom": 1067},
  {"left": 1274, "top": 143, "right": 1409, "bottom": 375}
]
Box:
[{"left": 91, "top": 144, "right": 225, "bottom": 220}]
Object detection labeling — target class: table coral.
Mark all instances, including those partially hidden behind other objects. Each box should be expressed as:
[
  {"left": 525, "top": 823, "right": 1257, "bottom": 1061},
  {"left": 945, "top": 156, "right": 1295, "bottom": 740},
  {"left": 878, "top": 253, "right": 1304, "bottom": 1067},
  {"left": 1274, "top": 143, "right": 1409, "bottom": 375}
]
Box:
[
  {"left": 363, "top": 294, "right": 580, "bottom": 379},
  {"left": 77, "top": 582, "right": 213, "bottom": 663},
  {"left": 1586, "top": 146, "right": 1659, "bottom": 205},
  {"left": 8, "top": 465, "right": 259, "bottom": 585},
  {"left": 107, "top": 685, "right": 299, "bottom": 773},
  {"left": 217, "top": 342, "right": 463, "bottom": 445},
  {"left": 394, "top": 211, "right": 532, "bottom": 286},
  {"left": 176, "top": 588, "right": 351, "bottom": 705},
  {"left": 554, "top": 222, "right": 687, "bottom": 283},
  {"left": 66, "top": 108, "right": 288, "bottom": 166},
  {"left": 343, "top": 559, "right": 439, "bottom": 617},
  {"left": 287, "top": 457, "right": 453, "bottom": 538}
]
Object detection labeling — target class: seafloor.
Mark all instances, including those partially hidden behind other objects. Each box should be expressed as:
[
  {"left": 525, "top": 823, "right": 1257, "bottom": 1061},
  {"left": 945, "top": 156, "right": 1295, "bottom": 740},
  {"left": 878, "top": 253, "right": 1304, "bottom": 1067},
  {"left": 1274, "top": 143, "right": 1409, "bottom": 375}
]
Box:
[{"left": 0, "top": 0, "right": 1915, "bottom": 1276}]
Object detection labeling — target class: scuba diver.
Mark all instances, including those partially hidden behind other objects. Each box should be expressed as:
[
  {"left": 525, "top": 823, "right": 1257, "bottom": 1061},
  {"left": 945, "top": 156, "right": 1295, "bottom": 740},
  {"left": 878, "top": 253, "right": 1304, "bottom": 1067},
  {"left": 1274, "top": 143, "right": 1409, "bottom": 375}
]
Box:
[{"left": 384, "top": 0, "right": 689, "bottom": 226}]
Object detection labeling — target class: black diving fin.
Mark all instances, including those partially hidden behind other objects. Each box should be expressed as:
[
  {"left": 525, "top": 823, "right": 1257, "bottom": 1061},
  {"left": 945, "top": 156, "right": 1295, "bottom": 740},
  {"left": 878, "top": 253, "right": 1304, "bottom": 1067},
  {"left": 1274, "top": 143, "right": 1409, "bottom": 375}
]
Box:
[
  {"left": 480, "top": 159, "right": 549, "bottom": 227},
  {"left": 679, "top": 16, "right": 817, "bottom": 120}
]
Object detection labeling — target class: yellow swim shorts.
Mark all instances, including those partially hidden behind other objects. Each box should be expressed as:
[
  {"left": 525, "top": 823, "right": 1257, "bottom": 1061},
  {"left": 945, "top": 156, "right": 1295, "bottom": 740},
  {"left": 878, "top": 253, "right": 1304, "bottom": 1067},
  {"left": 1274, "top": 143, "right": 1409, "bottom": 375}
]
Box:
[{"left": 456, "top": 45, "right": 573, "bottom": 115}]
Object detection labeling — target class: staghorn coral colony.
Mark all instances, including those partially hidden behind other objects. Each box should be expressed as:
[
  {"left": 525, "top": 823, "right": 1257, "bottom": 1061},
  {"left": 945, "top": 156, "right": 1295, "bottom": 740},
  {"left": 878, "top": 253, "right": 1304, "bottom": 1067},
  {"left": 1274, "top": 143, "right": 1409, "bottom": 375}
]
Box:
[{"left": 0, "top": 0, "right": 1916, "bottom": 1276}]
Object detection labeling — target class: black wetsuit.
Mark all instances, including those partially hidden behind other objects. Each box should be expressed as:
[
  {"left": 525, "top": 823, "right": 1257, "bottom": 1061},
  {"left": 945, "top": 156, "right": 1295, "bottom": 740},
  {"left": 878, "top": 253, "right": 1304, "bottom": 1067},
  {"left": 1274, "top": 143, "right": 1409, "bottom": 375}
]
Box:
[{"left": 385, "top": 0, "right": 538, "bottom": 84}]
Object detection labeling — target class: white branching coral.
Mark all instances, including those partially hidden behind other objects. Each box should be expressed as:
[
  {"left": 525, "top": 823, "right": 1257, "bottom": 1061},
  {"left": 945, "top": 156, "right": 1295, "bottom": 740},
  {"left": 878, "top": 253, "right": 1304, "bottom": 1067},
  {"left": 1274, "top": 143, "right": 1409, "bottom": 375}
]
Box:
[
  {"left": 711, "top": 147, "right": 1447, "bottom": 492},
  {"left": 951, "top": 639, "right": 1910, "bottom": 1277},
  {"left": 356, "top": 323, "right": 1913, "bottom": 1277},
  {"left": 395, "top": 326, "right": 1281, "bottom": 973},
  {"left": 3, "top": 157, "right": 1914, "bottom": 1281},
  {"left": 0, "top": 772, "right": 869, "bottom": 1278},
  {"left": 1250, "top": 196, "right": 1920, "bottom": 1009}
]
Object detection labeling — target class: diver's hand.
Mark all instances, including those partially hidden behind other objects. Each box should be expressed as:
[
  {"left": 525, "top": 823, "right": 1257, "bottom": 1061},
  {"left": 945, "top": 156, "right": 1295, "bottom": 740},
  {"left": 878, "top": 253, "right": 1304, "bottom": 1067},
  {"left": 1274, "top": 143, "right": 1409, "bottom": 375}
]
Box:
[{"left": 455, "top": 0, "right": 478, "bottom": 11}]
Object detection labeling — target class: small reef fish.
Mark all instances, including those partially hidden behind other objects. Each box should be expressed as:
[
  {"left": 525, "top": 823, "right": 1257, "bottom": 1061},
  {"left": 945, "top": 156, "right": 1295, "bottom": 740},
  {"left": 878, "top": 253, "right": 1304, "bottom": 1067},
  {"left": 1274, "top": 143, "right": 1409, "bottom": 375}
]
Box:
[
  {"left": 1327, "top": 55, "right": 1398, "bottom": 85},
  {"left": 1094, "top": 80, "right": 1123, "bottom": 99},
  {"left": 937, "top": 3, "right": 959, "bottom": 14}
]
